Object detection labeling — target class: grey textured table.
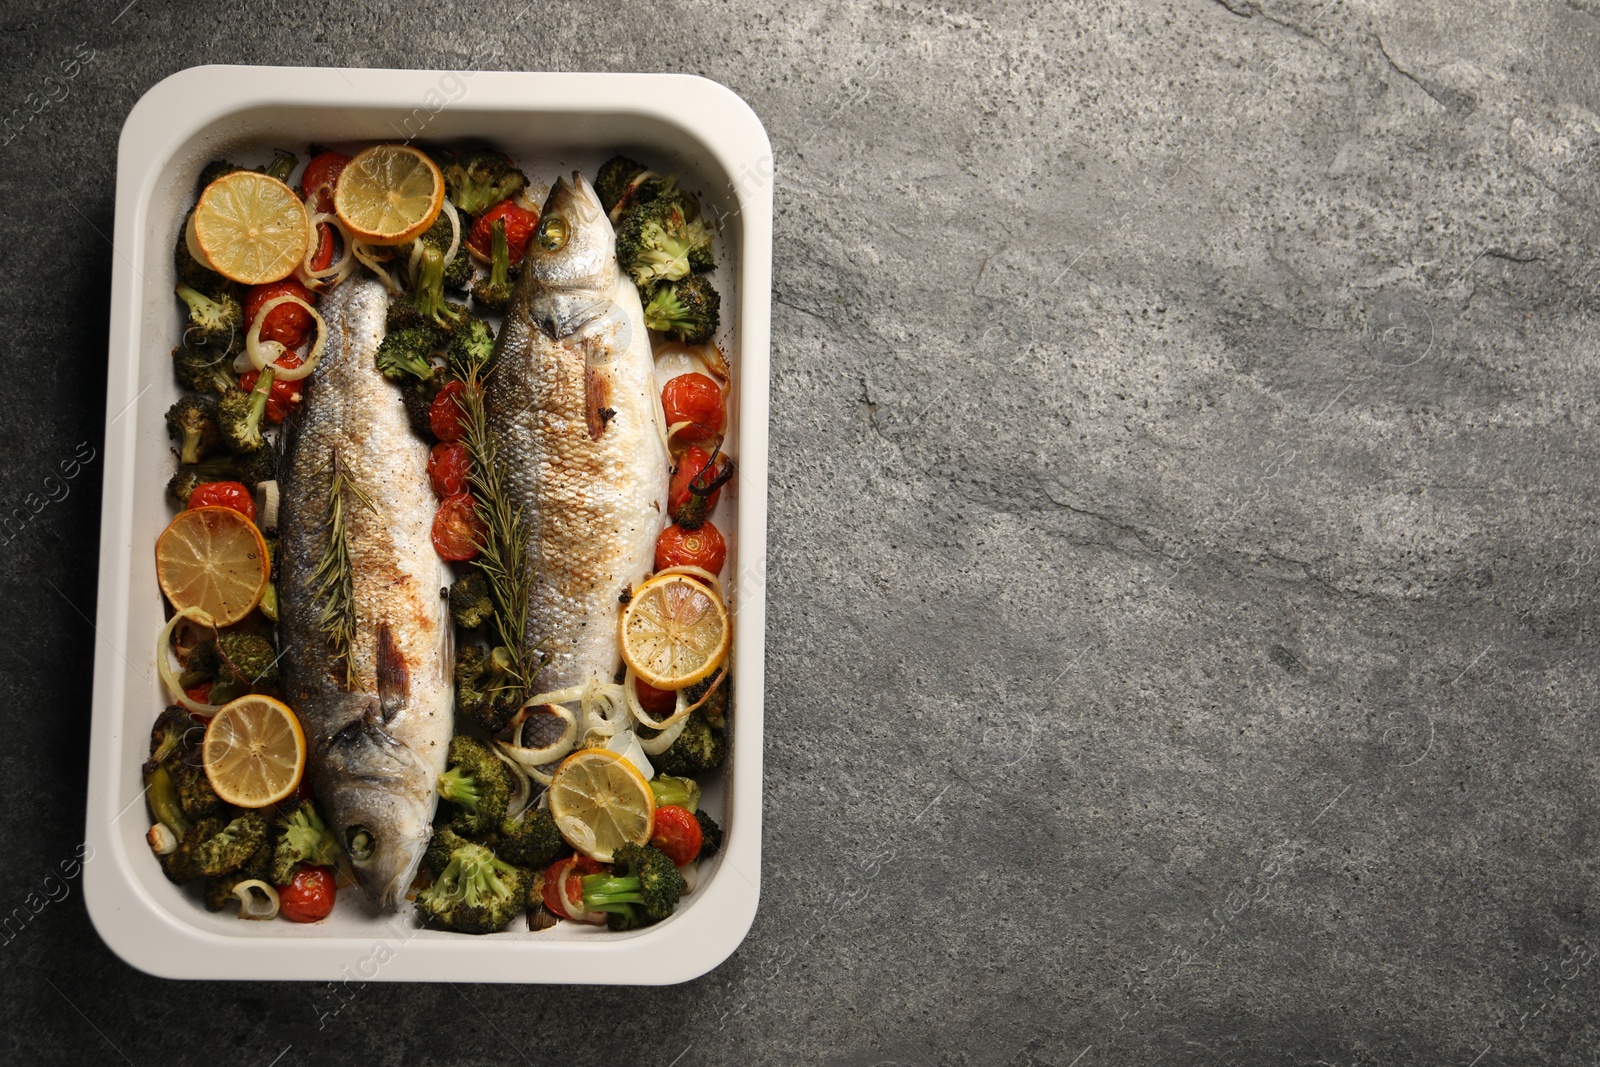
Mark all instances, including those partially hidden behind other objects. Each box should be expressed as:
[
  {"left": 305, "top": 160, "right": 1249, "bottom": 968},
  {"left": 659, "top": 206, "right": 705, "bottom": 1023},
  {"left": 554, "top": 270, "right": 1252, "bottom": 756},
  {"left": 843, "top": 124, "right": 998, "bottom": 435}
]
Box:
[{"left": 4, "top": 1, "right": 1597, "bottom": 1064}]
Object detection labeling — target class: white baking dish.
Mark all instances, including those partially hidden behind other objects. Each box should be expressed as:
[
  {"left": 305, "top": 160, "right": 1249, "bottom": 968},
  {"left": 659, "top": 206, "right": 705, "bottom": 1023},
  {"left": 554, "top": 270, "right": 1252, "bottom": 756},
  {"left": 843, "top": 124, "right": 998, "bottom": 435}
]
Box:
[{"left": 84, "top": 66, "right": 770, "bottom": 984}]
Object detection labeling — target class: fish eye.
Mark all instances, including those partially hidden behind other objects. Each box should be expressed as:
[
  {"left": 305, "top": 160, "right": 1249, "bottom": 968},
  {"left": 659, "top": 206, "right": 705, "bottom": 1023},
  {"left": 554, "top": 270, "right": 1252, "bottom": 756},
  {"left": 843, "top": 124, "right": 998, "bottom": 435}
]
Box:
[
  {"left": 537, "top": 215, "right": 569, "bottom": 251},
  {"left": 346, "top": 826, "right": 374, "bottom": 863}
]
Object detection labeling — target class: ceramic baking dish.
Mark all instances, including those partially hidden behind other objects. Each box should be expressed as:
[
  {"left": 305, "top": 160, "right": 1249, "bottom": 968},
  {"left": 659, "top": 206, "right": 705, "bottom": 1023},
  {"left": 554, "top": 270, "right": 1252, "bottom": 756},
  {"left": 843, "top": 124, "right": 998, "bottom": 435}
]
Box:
[{"left": 83, "top": 65, "right": 770, "bottom": 984}]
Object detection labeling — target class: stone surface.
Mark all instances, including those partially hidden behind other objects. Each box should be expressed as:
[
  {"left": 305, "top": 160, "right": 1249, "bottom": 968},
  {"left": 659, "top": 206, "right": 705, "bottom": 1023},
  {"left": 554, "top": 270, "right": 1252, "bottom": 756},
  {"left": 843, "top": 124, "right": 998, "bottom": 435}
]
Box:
[{"left": 1, "top": 0, "right": 1597, "bottom": 1064}]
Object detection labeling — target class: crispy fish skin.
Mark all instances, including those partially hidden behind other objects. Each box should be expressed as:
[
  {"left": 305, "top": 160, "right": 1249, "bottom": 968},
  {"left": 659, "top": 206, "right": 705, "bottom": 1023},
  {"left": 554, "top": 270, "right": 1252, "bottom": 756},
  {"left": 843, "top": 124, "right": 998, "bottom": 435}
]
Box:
[
  {"left": 277, "top": 276, "right": 452, "bottom": 909},
  {"left": 488, "top": 174, "right": 669, "bottom": 691}
]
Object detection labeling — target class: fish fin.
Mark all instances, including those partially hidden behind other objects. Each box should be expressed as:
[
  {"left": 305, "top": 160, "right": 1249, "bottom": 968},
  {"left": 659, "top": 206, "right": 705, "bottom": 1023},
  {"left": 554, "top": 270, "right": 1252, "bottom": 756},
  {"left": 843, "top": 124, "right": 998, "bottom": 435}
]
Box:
[{"left": 374, "top": 621, "right": 409, "bottom": 724}]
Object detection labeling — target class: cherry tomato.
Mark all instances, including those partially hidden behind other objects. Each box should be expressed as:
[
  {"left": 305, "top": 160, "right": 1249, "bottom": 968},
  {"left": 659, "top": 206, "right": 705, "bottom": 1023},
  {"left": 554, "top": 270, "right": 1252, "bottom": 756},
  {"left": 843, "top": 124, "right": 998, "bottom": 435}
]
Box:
[
  {"left": 633, "top": 676, "right": 677, "bottom": 718},
  {"left": 187, "top": 481, "right": 256, "bottom": 522},
  {"left": 668, "top": 447, "right": 728, "bottom": 514},
  {"left": 309, "top": 222, "right": 335, "bottom": 272},
  {"left": 428, "top": 442, "right": 472, "bottom": 498},
  {"left": 661, "top": 374, "right": 725, "bottom": 435},
  {"left": 542, "top": 856, "right": 604, "bottom": 923},
  {"left": 238, "top": 351, "right": 306, "bottom": 423},
  {"left": 279, "top": 865, "right": 338, "bottom": 923},
  {"left": 469, "top": 200, "right": 539, "bottom": 264},
  {"left": 650, "top": 805, "right": 703, "bottom": 866},
  {"left": 431, "top": 493, "right": 483, "bottom": 561},
  {"left": 300, "top": 150, "right": 351, "bottom": 213},
  {"left": 244, "top": 278, "right": 316, "bottom": 349},
  {"left": 429, "top": 380, "right": 468, "bottom": 443},
  {"left": 655, "top": 520, "right": 727, "bottom": 574}
]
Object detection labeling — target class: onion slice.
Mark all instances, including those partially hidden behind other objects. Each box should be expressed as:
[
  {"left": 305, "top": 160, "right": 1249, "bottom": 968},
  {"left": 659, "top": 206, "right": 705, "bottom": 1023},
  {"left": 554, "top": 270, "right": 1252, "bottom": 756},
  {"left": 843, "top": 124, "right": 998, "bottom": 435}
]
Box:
[
  {"left": 299, "top": 213, "right": 357, "bottom": 288},
  {"left": 157, "top": 607, "right": 225, "bottom": 715},
  {"left": 246, "top": 295, "right": 326, "bottom": 381},
  {"left": 507, "top": 701, "right": 579, "bottom": 765},
  {"left": 637, "top": 710, "right": 692, "bottom": 755},
  {"left": 440, "top": 199, "right": 462, "bottom": 266},
  {"left": 490, "top": 741, "right": 537, "bottom": 822},
  {"left": 352, "top": 241, "right": 403, "bottom": 293},
  {"left": 232, "top": 880, "right": 280, "bottom": 920},
  {"left": 624, "top": 667, "right": 693, "bottom": 731}
]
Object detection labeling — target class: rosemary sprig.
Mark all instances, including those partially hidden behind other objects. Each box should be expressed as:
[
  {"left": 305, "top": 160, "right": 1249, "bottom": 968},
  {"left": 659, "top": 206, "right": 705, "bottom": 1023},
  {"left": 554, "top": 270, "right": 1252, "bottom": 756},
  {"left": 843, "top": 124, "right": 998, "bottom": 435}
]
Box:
[{"left": 311, "top": 448, "right": 377, "bottom": 689}]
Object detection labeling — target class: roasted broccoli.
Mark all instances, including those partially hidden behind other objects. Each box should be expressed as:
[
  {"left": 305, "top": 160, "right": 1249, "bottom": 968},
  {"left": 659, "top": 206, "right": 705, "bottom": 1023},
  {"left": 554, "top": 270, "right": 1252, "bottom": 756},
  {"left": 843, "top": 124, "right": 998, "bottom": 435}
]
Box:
[
  {"left": 408, "top": 210, "right": 472, "bottom": 291},
  {"left": 454, "top": 643, "right": 521, "bottom": 733},
  {"left": 171, "top": 341, "right": 239, "bottom": 396},
  {"left": 437, "top": 736, "right": 511, "bottom": 837},
  {"left": 447, "top": 316, "right": 495, "bottom": 381},
  {"left": 470, "top": 218, "right": 514, "bottom": 312},
  {"left": 648, "top": 774, "right": 702, "bottom": 812},
  {"left": 496, "top": 807, "right": 569, "bottom": 869},
  {"left": 176, "top": 283, "right": 244, "bottom": 350},
  {"left": 205, "top": 838, "right": 272, "bottom": 911},
  {"left": 213, "top": 631, "right": 280, "bottom": 688},
  {"left": 651, "top": 709, "right": 727, "bottom": 777},
  {"left": 449, "top": 571, "right": 494, "bottom": 629},
  {"left": 399, "top": 374, "right": 443, "bottom": 438},
  {"left": 165, "top": 394, "right": 221, "bottom": 465},
  {"left": 439, "top": 149, "right": 528, "bottom": 216},
  {"left": 144, "top": 705, "right": 200, "bottom": 775},
  {"left": 694, "top": 810, "right": 722, "bottom": 858},
  {"left": 163, "top": 812, "right": 269, "bottom": 882},
  {"left": 424, "top": 825, "right": 474, "bottom": 877},
  {"left": 578, "top": 843, "right": 685, "bottom": 931},
  {"left": 414, "top": 841, "right": 527, "bottom": 933},
  {"left": 197, "top": 159, "right": 242, "bottom": 190},
  {"left": 172, "top": 760, "right": 222, "bottom": 820},
  {"left": 375, "top": 326, "right": 442, "bottom": 384},
  {"left": 643, "top": 275, "right": 721, "bottom": 344},
  {"left": 594, "top": 156, "right": 677, "bottom": 218},
  {"left": 218, "top": 370, "right": 274, "bottom": 453},
  {"left": 411, "top": 244, "right": 466, "bottom": 330},
  {"left": 270, "top": 799, "right": 341, "bottom": 885},
  {"left": 615, "top": 196, "right": 714, "bottom": 286}
]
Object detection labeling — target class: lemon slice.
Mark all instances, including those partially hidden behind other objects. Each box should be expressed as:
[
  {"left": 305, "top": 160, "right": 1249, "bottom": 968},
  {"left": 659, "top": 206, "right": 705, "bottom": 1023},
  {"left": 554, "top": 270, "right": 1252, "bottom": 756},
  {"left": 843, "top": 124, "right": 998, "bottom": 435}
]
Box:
[
  {"left": 202, "top": 695, "right": 306, "bottom": 808},
  {"left": 333, "top": 144, "right": 444, "bottom": 245},
  {"left": 192, "top": 171, "right": 310, "bottom": 284},
  {"left": 620, "top": 574, "right": 730, "bottom": 689},
  {"left": 547, "top": 748, "right": 656, "bottom": 862},
  {"left": 155, "top": 506, "right": 269, "bottom": 627}
]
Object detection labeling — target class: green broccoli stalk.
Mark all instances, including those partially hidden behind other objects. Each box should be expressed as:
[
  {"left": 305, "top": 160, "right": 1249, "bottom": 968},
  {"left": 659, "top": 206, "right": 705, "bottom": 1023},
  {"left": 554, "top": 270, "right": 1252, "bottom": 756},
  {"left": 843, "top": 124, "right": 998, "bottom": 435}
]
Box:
[
  {"left": 165, "top": 394, "right": 221, "bottom": 465},
  {"left": 375, "top": 326, "right": 441, "bottom": 384},
  {"left": 448, "top": 571, "right": 494, "bottom": 629},
  {"left": 176, "top": 283, "right": 244, "bottom": 349},
  {"left": 436, "top": 736, "right": 511, "bottom": 837},
  {"left": 651, "top": 709, "right": 727, "bottom": 777},
  {"left": 412, "top": 244, "right": 466, "bottom": 330},
  {"left": 446, "top": 316, "right": 496, "bottom": 381},
  {"left": 215, "top": 631, "right": 280, "bottom": 688},
  {"left": 496, "top": 807, "right": 569, "bottom": 869},
  {"left": 648, "top": 775, "right": 702, "bottom": 812},
  {"left": 470, "top": 219, "right": 515, "bottom": 312},
  {"left": 439, "top": 150, "right": 528, "bottom": 216},
  {"left": 218, "top": 368, "right": 274, "bottom": 453},
  {"left": 643, "top": 275, "right": 721, "bottom": 344},
  {"left": 615, "top": 197, "right": 714, "bottom": 286},
  {"left": 414, "top": 841, "right": 527, "bottom": 933},
  {"left": 578, "top": 843, "right": 685, "bottom": 931},
  {"left": 694, "top": 810, "right": 722, "bottom": 858},
  {"left": 270, "top": 800, "right": 341, "bottom": 885}
]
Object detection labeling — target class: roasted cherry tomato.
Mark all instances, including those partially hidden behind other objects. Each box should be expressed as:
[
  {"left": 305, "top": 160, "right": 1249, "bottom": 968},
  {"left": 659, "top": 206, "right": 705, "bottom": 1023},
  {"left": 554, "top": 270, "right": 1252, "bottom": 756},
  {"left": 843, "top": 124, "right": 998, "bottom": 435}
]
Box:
[
  {"left": 650, "top": 805, "right": 703, "bottom": 867},
  {"left": 542, "top": 856, "right": 604, "bottom": 923},
  {"left": 183, "top": 682, "right": 213, "bottom": 706},
  {"left": 428, "top": 442, "right": 472, "bottom": 498},
  {"left": 429, "top": 380, "right": 468, "bottom": 443},
  {"left": 661, "top": 373, "right": 725, "bottom": 435},
  {"left": 244, "top": 278, "right": 317, "bottom": 350},
  {"left": 238, "top": 351, "right": 306, "bottom": 424},
  {"left": 187, "top": 480, "right": 256, "bottom": 522},
  {"left": 308, "top": 222, "right": 335, "bottom": 272},
  {"left": 279, "top": 864, "right": 338, "bottom": 923},
  {"left": 300, "top": 150, "right": 351, "bottom": 213},
  {"left": 633, "top": 675, "right": 677, "bottom": 718},
  {"left": 668, "top": 447, "right": 730, "bottom": 517},
  {"left": 655, "top": 520, "right": 727, "bottom": 574},
  {"left": 431, "top": 492, "right": 483, "bottom": 561},
  {"left": 469, "top": 200, "right": 538, "bottom": 264}
]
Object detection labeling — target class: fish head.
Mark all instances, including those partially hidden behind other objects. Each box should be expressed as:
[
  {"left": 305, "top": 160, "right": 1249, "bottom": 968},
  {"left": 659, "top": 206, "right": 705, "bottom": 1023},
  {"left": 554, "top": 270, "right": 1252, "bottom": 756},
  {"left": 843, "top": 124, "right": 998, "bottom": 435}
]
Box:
[
  {"left": 319, "top": 717, "right": 435, "bottom": 908},
  {"left": 521, "top": 172, "right": 615, "bottom": 339}
]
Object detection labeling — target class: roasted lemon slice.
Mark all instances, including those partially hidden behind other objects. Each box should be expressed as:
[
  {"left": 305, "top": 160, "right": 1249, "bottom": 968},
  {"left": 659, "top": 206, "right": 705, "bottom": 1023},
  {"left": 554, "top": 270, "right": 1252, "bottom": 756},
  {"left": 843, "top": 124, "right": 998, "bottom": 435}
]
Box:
[
  {"left": 548, "top": 748, "right": 656, "bottom": 862},
  {"left": 192, "top": 170, "right": 310, "bottom": 284},
  {"left": 203, "top": 695, "right": 306, "bottom": 808},
  {"left": 620, "top": 573, "right": 729, "bottom": 690},
  {"left": 333, "top": 144, "right": 444, "bottom": 245},
  {"left": 155, "top": 506, "right": 269, "bottom": 627}
]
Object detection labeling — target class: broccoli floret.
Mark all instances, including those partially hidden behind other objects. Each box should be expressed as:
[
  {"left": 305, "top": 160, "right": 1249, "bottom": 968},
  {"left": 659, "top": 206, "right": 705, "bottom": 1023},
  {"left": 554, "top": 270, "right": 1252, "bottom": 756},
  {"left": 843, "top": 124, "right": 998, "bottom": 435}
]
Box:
[
  {"left": 648, "top": 774, "right": 702, "bottom": 812},
  {"left": 579, "top": 843, "right": 685, "bottom": 931},
  {"left": 270, "top": 799, "right": 341, "bottom": 885},
  {"left": 218, "top": 370, "right": 274, "bottom": 453},
  {"left": 651, "top": 709, "right": 726, "bottom": 777},
  {"left": 449, "top": 571, "right": 494, "bottom": 629},
  {"left": 454, "top": 644, "right": 521, "bottom": 734},
  {"left": 399, "top": 375, "right": 443, "bottom": 438},
  {"left": 594, "top": 156, "right": 678, "bottom": 218},
  {"left": 257, "top": 151, "right": 296, "bottom": 183},
  {"left": 437, "top": 736, "right": 511, "bottom": 837},
  {"left": 176, "top": 283, "right": 244, "bottom": 350},
  {"left": 144, "top": 705, "right": 200, "bottom": 775},
  {"left": 411, "top": 244, "right": 466, "bottom": 331},
  {"left": 165, "top": 394, "right": 221, "bottom": 465},
  {"left": 439, "top": 150, "right": 528, "bottom": 216},
  {"left": 165, "top": 812, "right": 269, "bottom": 881},
  {"left": 496, "top": 807, "right": 569, "bottom": 869},
  {"left": 615, "top": 196, "right": 714, "bottom": 286},
  {"left": 168, "top": 452, "right": 271, "bottom": 504},
  {"left": 643, "top": 275, "right": 721, "bottom": 344},
  {"left": 414, "top": 841, "right": 527, "bottom": 933},
  {"left": 375, "top": 326, "right": 442, "bottom": 384},
  {"left": 470, "top": 219, "right": 515, "bottom": 312},
  {"left": 160, "top": 815, "right": 222, "bottom": 882},
  {"left": 198, "top": 159, "right": 242, "bottom": 190},
  {"left": 447, "top": 316, "right": 496, "bottom": 381},
  {"left": 205, "top": 837, "right": 272, "bottom": 911},
  {"left": 172, "top": 760, "right": 222, "bottom": 820},
  {"left": 171, "top": 341, "right": 240, "bottom": 396},
  {"left": 424, "top": 826, "right": 474, "bottom": 877},
  {"left": 215, "top": 631, "right": 280, "bottom": 688},
  {"left": 694, "top": 810, "right": 722, "bottom": 858}
]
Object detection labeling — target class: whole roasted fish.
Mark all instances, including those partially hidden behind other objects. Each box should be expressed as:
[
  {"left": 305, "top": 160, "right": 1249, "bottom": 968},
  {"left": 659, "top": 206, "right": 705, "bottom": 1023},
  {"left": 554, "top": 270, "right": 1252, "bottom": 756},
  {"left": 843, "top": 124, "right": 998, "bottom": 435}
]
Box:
[
  {"left": 488, "top": 174, "right": 669, "bottom": 691},
  {"left": 278, "top": 276, "right": 453, "bottom": 909}
]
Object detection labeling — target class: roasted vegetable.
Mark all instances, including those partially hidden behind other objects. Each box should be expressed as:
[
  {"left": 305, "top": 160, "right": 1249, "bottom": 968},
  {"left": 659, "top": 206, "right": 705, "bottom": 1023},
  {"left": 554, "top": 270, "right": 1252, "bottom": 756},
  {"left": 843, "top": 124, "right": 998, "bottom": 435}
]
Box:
[
  {"left": 643, "top": 274, "right": 721, "bottom": 344},
  {"left": 171, "top": 341, "right": 240, "bottom": 396},
  {"left": 375, "top": 325, "right": 441, "bottom": 384},
  {"left": 270, "top": 799, "right": 342, "bottom": 885},
  {"left": 414, "top": 841, "right": 527, "bottom": 934},
  {"left": 594, "top": 156, "right": 677, "bottom": 218},
  {"left": 423, "top": 826, "right": 474, "bottom": 877},
  {"left": 454, "top": 643, "right": 520, "bottom": 734},
  {"left": 650, "top": 709, "right": 726, "bottom": 777},
  {"left": 436, "top": 736, "right": 511, "bottom": 838},
  {"left": 176, "top": 283, "right": 245, "bottom": 349},
  {"left": 694, "top": 809, "right": 723, "bottom": 859},
  {"left": 439, "top": 149, "right": 528, "bottom": 216},
  {"left": 165, "top": 395, "right": 222, "bottom": 466},
  {"left": 218, "top": 371, "right": 274, "bottom": 453},
  {"left": 647, "top": 774, "right": 702, "bottom": 813},
  {"left": 469, "top": 218, "right": 514, "bottom": 312},
  {"left": 448, "top": 571, "right": 494, "bottom": 630},
  {"left": 446, "top": 316, "right": 495, "bottom": 381},
  {"left": 496, "top": 807, "right": 569, "bottom": 870},
  {"left": 615, "top": 196, "right": 714, "bottom": 286},
  {"left": 577, "top": 843, "right": 684, "bottom": 931}
]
